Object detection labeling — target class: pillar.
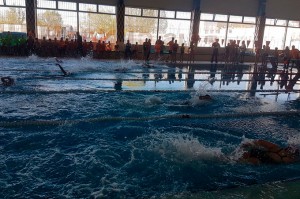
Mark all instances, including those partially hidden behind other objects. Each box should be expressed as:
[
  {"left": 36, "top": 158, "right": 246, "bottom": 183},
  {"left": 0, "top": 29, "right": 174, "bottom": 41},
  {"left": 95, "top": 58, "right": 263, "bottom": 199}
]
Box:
[
  {"left": 254, "top": 0, "right": 267, "bottom": 50},
  {"left": 190, "top": 0, "right": 201, "bottom": 46},
  {"left": 25, "top": 0, "right": 36, "bottom": 37},
  {"left": 116, "top": 0, "right": 125, "bottom": 43}
]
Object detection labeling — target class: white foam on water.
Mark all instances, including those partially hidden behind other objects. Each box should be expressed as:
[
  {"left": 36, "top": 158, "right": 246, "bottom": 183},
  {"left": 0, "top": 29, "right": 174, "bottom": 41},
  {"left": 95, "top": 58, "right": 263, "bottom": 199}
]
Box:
[
  {"left": 147, "top": 133, "right": 226, "bottom": 163},
  {"left": 145, "top": 95, "right": 163, "bottom": 105},
  {"left": 25, "top": 54, "right": 40, "bottom": 62}
]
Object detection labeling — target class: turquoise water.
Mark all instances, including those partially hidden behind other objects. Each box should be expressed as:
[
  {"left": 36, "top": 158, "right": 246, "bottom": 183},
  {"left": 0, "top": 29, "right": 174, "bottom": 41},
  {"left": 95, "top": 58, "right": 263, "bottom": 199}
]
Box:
[{"left": 0, "top": 57, "right": 300, "bottom": 198}]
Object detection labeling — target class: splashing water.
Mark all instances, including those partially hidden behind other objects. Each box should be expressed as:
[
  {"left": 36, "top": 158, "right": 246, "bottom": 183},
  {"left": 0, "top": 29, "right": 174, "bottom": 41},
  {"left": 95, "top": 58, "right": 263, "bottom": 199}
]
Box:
[{"left": 145, "top": 133, "right": 226, "bottom": 163}]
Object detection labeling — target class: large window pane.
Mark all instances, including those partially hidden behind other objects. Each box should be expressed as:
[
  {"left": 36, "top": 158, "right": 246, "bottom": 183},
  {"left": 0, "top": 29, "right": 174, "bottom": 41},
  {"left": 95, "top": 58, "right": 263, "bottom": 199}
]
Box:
[
  {"left": 160, "top": 10, "right": 175, "bottom": 18},
  {"left": 227, "top": 23, "right": 255, "bottom": 48},
  {"left": 79, "top": 3, "right": 97, "bottom": 12},
  {"left": 37, "top": 9, "right": 77, "bottom": 39},
  {"left": 98, "top": 5, "right": 115, "bottom": 14},
  {"left": 158, "top": 19, "right": 190, "bottom": 46},
  {"left": 58, "top": 1, "right": 76, "bottom": 10},
  {"left": 37, "top": 0, "right": 56, "bottom": 9},
  {"left": 199, "top": 21, "right": 227, "bottom": 47},
  {"left": 285, "top": 28, "right": 300, "bottom": 49},
  {"left": 79, "top": 12, "right": 116, "bottom": 42},
  {"left": 0, "top": 0, "right": 4, "bottom": 5},
  {"left": 263, "top": 26, "right": 286, "bottom": 49},
  {"left": 142, "top": 9, "right": 158, "bottom": 17},
  {"left": 125, "top": 16, "right": 157, "bottom": 44},
  {"left": 5, "top": 0, "right": 25, "bottom": 6},
  {"left": 0, "top": 7, "right": 26, "bottom": 32},
  {"left": 176, "top": 11, "right": 191, "bottom": 19},
  {"left": 125, "top": 7, "right": 141, "bottom": 16}
]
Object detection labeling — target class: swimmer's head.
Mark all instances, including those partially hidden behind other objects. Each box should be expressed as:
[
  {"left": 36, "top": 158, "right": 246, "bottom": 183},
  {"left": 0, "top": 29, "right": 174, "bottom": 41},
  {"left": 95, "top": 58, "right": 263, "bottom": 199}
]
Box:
[
  {"left": 199, "top": 94, "right": 211, "bottom": 100},
  {"left": 285, "top": 146, "right": 300, "bottom": 158}
]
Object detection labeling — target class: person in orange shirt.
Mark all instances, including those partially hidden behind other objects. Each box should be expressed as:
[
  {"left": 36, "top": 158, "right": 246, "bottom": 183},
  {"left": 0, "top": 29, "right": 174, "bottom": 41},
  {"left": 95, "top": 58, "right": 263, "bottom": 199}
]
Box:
[
  {"left": 154, "top": 41, "right": 161, "bottom": 60},
  {"left": 290, "top": 45, "right": 299, "bottom": 68},
  {"left": 171, "top": 40, "right": 179, "bottom": 63},
  {"left": 166, "top": 37, "right": 174, "bottom": 62}
]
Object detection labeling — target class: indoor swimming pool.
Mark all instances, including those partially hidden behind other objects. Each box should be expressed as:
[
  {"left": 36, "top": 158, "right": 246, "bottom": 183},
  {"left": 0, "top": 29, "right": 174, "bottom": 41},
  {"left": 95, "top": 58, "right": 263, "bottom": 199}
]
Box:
[{"left": 0, "top": 57, "right": 300, "bottom": 198}]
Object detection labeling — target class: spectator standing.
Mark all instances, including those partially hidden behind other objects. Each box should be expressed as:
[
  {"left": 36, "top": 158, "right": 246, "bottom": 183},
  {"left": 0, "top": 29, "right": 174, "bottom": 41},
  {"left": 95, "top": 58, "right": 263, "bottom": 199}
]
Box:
[
  {"left": 239, "top": 40, "right": 246, "bottom": 63},
  {"left": 125, "top": 40, "right": 132, "bottom": 59},
  {"left": 211, "top": 39, "right": 220, "bottom": 63}
]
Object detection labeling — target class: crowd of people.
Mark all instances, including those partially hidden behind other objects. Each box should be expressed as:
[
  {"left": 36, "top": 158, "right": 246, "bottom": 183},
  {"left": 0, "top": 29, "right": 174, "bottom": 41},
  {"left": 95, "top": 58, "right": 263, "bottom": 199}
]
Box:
[{"left": 1, "top": 31, "right": 300, "bottom": 69}]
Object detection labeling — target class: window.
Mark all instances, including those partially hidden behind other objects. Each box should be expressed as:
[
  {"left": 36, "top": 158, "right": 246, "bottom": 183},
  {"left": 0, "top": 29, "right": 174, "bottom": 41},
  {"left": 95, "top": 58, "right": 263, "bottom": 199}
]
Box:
[
  {"left": 263, "top": 26, "right": 286, "bottom": 49},
  {"left": 214, "top": 14, "right": 228, "bottom": 22},
  {"left": 142, "top": 9, "right": 158, "bottom": 17},
  {"left": 98, "top": 5, "right": 115, "bottom": 14},
  {"left": 125, "top": 7, "right": 141, "bottom": 16},
  {"left": 199, "top": 21, "right": 227, "bottom": 47},
  {"left": 58, "top": 1, "right": 76, "bottom": 11},
  {"left": 37, "top": 0, "right": 56, "bottom": 9},
  {"left": 266, "top": 18, "right": 275, "bottom": 25},
  {"left": 160, "top": 10, "right": 175, "bottom": 18},
  {"left": 79, "top": 12, "right": 116, "bottom": 43},
  {"left": 176, "top": 11, "right": 191, "bottom": 20},
  {"left": 227, "top": 23, "right": 255, "bottom": 48},
  {"left": 125, "top": 16, "right": 157, "bottom": 44},
  {"left": 285, "top": 28, "right": 300, "bottom": 49},
  {"left": 37, "top": 9, "right": 77, "bottom": 39},
  {"left": 243, "top": 16, "right": 256, "bottom": 24},
  {"left": 0, "top": 6, "right": 26, "bottom": 32},
  {"left": 229, "top": 15, "right": 243, "bottom": 23},
  {"left": 201, "top": 13, "right": 213, "bottom": 20},
  {"left": 288, "top": 20, "right": 300, "bottom": 28},
  {"left": 158, "top": 19, "right": 190, "bottom": 45},
  {"left": 5, "top": 0, "right": 25, "bottom": 6},
  {"left": 79, "top": 3, "right": 97, "bottom": 12},
  {"left": 0, "top": 0, "right": 4, "bottom": 5},
  {"left": 276, "top": 19, "right": 287, "bottom": 26}
]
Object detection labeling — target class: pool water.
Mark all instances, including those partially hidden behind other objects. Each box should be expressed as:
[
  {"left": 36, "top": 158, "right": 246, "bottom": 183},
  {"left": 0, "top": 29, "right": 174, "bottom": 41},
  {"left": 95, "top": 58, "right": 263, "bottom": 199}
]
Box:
[{"left": 0, "top": 57, "right": 300, "bottom": 198}]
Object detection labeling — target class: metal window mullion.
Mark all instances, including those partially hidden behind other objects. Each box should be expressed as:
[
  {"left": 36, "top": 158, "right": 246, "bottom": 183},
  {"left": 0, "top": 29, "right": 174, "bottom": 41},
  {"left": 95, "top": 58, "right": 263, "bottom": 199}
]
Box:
[
  {"left": 157, "top": 9, "right": 160, "bottom": 40},
  {"left": 283, "top": 22, "right": 288, "bottom": 48},
  {"left": 224, "top": 16, "right": 229, "bottom": 46},
  {"left": 76, "top": 2, "right": 79, "bottom": 32}
]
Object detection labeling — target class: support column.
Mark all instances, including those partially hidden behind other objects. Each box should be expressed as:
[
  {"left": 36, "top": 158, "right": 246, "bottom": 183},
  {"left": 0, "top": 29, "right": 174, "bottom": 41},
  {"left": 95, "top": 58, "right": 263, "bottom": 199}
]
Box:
[
  {"left": 254, "top": 0, "right": 266, "bottom": 51},
  {"left": 116, "top": 0, "right": 125, "bottom": 43},
  {"left": 190, "top": 0, "right": 201, "bottom": 46},
  {"left": 25, "top": 0, "right": 36, "bottom": 37}
]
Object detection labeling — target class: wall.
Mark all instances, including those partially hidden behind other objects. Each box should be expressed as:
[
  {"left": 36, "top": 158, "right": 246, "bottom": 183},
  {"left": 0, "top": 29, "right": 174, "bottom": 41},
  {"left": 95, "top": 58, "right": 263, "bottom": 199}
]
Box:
[
  {"left": 125, "top": 0, "right": 193, "bottom": 11},
  {"left": 266, "top": 0, "right": 300, "bottom": 20},
  {"left": 201, "top": 0, "right": 258, "bottom": 17}
]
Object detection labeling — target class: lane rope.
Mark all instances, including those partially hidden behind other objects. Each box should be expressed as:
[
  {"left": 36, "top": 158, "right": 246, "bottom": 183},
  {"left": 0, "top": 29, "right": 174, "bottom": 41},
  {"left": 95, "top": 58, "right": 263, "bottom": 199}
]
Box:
[
  {"left": 1, "top": 89, "right": 299, "bottom": 95},
  {"left": 0, "top": 111, "right": 299, "bottom": 128}
]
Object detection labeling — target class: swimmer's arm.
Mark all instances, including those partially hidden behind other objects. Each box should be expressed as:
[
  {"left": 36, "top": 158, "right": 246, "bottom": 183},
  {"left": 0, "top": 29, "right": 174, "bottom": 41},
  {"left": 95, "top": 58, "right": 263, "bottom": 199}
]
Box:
[{"left": 253, "top": 140, "right": 281, "bottom": 152}]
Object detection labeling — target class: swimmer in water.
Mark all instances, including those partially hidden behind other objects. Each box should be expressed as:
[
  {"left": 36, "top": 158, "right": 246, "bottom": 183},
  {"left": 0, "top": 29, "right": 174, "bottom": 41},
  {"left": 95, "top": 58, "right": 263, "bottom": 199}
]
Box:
[
  {"left": 239, "top": 139, "right": 300, "bottom": 164},
  {"left": 178, "top": 94, "right": 212, "bottom": 106},
  {"left": 1, "top": 76, "right": 14, "bottom": 86},
  {"left": 55, "top": 63, "right": 69, "bottom": 76}
]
